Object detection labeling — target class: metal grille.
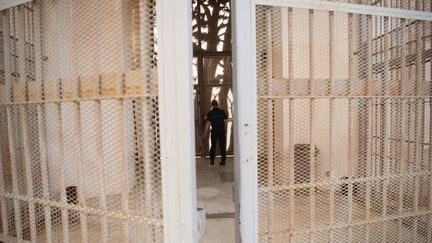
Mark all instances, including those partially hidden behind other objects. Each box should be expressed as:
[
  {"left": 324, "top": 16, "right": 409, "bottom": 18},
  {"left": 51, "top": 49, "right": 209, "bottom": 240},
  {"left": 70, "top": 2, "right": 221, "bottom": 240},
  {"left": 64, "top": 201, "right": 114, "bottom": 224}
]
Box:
[
  {"left": 256, "top": 5, "right": 432, "bottom": 242},
  {"left": 0, "top": 0, "right": 162, "bottom": 242},
  {"left": 326, "top": 0, "right": 432, "bottom": 12}
]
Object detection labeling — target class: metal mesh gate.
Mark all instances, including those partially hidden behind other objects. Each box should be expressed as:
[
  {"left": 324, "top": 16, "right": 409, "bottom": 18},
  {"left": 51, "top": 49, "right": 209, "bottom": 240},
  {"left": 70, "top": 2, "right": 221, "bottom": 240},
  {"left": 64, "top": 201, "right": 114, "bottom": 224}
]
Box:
[
  {"left": 256, "top": 5, "right": 432, "bottom": 242},
  {"left": 0, "top": 0, "right": 162, "bottom": 242}
]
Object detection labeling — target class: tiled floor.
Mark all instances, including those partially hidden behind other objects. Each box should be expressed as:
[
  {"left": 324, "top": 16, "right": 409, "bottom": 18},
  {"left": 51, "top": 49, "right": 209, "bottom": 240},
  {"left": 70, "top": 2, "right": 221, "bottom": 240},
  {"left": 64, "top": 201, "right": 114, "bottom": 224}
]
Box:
[{"left": 196, "top": 157, "right": 235, "bottom": 243}]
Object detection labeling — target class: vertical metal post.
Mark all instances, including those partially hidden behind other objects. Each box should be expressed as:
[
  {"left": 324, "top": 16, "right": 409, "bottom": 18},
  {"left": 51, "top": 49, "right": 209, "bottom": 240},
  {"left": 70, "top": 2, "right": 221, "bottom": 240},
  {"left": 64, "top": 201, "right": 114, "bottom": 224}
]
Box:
[
  {"left": 157, "top": 0, "right": 197, "bottom": 242},
  {"left": 0, "top": 111, "right": 9, "bottom": 240},
  {"left": 328, "top": 11, "right": 335, "bottom": 241},
  {"left": 308, "top": 9, "right": 316, "bottom": 243},
  {"left": 75, "top": 103, "right": 89, "bottom": 243},
  {"left": 36, "top": 104, "right": 53, "bottom": 243},
  {"left": 120, "top": 99, "right": 131, "bottom": 243},
  {"left": 288, "top": 98, "right": 295, "bottom": 241},
  {"left": 398, "top": 19, "right": 408, "bottom": 243},
  {"left": 58, "top": 102, "right": 70, "bottom": 243},
  {"left": 19, "top": 105, "right": 37, "bottom": 243},
  {"left": 286, "top": 7, "right": 295, "bottom": 242},
  {"left": 95, "top": 101, "right": 109, "bottom": 243},
  {"left": 347, "top": 12, "right": 355, "bottom": 243},
  {"left": 265, "top": 8, "right": 275, "bottom": 234},
  {"left": 232, "top": 0, "right": 259, "bottom": 242},
  {"left": 412, "top": 19, "right": 424, "bottom": 240},
  {"left": 6, "top": 107, "right": 23, "bottom": 241},
  {"left": 365, "top": 14, "right": 374, "bottom": 241},
  {"left": 382, "top": 16, "right": 390, "bottom": 242}
]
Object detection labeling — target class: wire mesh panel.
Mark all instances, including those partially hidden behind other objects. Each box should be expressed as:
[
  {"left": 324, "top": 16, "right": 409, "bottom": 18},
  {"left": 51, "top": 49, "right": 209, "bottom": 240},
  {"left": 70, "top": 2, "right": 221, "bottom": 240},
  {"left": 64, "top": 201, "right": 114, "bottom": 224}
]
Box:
[
  {"left": 326, "top": 0, "right": 432, "bottom": 12},
  {"left": 0, "top": 0, "right": 162, "bottom": 242},
  {"left": 256, "top": 5, "right": 432, "bottom": 243}
]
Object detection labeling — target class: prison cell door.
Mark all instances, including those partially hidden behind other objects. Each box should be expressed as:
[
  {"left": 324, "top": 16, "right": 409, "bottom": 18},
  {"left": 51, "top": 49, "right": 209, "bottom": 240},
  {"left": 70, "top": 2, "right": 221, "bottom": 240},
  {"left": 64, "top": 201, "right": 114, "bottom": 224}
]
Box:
[
  {"left": 234, "top": 0, "right": 432, "bottom": 242},
  {"left": 0, "top": 0, "right": 197, "bottom": 242},
  {"left": 255, "top": 3, "right": 432, "bottom": 242}
]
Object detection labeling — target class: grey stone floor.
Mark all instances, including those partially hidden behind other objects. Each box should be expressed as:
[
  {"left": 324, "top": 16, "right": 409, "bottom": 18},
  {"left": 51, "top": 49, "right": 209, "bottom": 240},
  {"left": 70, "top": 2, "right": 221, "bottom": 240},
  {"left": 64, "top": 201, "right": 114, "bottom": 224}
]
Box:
[{"left": 196, "top": 157, "right": 235, "bottom": 243}]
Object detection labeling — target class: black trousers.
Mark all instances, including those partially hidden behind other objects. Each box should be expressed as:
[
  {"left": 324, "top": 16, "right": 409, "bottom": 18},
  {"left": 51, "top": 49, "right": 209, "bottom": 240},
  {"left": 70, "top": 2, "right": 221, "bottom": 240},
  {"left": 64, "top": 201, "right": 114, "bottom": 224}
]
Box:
[{"left": 209, "top": 130, "right": 226, "bottom": 162}]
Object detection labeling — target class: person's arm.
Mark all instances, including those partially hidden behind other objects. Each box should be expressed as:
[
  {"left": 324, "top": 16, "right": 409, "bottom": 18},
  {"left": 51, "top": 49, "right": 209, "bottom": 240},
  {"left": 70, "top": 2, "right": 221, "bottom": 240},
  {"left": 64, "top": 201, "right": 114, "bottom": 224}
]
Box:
[
  {"left": 204, "top": 120, "right": 210, "bottom": 137},
  {"left": 224, "top": 111, "right": 228, "bottom": 132}
]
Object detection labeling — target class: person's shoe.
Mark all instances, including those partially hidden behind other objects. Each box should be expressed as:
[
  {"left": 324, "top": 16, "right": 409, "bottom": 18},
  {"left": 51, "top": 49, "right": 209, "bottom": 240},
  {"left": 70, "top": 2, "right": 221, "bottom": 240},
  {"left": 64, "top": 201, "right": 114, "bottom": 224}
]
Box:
[
  {"left": 219, "top": 161, "right": 225, "bottom": 166},
  {"left": 210, "top": 160, "right": 215, "bottom": 166}
]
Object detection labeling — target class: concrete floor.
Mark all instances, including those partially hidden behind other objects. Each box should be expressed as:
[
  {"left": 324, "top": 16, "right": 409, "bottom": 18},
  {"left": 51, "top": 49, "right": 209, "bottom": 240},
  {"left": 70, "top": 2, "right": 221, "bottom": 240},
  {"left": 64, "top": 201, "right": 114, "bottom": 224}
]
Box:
[{"left": 196, "top": 157, "right": 235, "bottom": 243}]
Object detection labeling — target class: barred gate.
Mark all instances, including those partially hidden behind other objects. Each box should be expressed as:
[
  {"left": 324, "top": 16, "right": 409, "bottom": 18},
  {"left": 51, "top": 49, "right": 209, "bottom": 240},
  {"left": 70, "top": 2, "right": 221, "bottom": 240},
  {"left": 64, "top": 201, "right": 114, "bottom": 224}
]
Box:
[
  {"left": 0, "top": 0, "right": 164, "bottom": 242},
  {"left": 255, "top": 2, "right": 432, "bottom": 242}
]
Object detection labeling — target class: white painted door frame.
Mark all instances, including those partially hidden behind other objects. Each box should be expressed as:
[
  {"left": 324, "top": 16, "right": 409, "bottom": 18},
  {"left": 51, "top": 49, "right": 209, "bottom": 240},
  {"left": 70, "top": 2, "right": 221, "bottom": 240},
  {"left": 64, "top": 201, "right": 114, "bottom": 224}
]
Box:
[
  {"left": 232, "top": 0, "right": 259, "bottom": 243},
  {"left": 157, "top": 0, "right": 197, "bottom": 243}
]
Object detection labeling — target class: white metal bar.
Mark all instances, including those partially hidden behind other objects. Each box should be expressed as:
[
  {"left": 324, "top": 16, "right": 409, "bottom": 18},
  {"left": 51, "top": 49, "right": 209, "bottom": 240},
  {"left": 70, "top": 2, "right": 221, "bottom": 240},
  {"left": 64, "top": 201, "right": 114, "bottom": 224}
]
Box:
[
  {"left": 398, "top": 99, "right": 407, "bottom": 243},
  {"left": 365, "top": 98, "right": 373, "bottom": 242},
  {"left": 0, "top": 93, "right": 153, "bottom": 106},
  {"left": 398, "top": 19, "right": 408, "bottom": 243},
  {"left": 256, "top": 95, "right": 431, "bottom": 99},
  {"left": 253, "top": 0, "right": 432, "bottom": 21},
  {"left": 287, "top": 7, "right": 293, "bottom": 95},
  {"left": 265, "top": 8, "right": 275, "bottom": 234},
  {"left": 413, "top": 100, "right": 423, "bottom": 242},
  {"left": 232, "top": 0, "right": 259, "bottom": 242},
  {"left": 19, "top": 105, "right": 37, "bottom": 243},
  {"left": 258, "top": 170, "right": 432, "bottom": 192},
  {"left": 308, "top": 11, "right": 316, "bottom": 240},
  {"left": 286, "top": 8, "right": 295, "bottom": 241},
  {"left": 347, "top": 98, "right": 354, "bottom": 243},
  {"left": 266, "top": 99, "right": 274, "bottom": 232},
  {"left": 329, "top": 98, "right": 335, "bottom": 241},
  {"left": 365, "top": 13, "right": 373, "bottom": 242},
  {"left": 382, "top": 98, "right": 390, "bottom": 242},
  {"left": 16, "top": 4, "right": 26, "bottom": 102},
  {"left": 400, "top": 19, "right": 408, "bottom": 96},
  {"left": 6, "top": 107, "right": 23, "bottom": 241},
  {"left": 413, "top": 22, "right": 424, "bottom": 242},
  {"left": 0, "top": 191, "right": 161, "bottom": 226},
  {"left": 347, "top": 13, "right": 355, "bottom": 243},
  {"left": 288, "top": 98, "right": 295, "bottom": 241},
  {"left": 308, "top": 10, "right": 316, "bottom": 243},
  {"left": 94, "top": 101, "right": 109, "bottom": 243},
  {"left": 142, "top": 97, "right": 154, "bottom": 240},
  {"left": 0, "top": 112, "right": 9, "bottom": 239},
  {"left": 120, "top": 100, "right": 131, "bottom": 243},
  {"left": 33, "top": 0, "right": 43, "bottom": 86},
  {"left": 36, "top": 105, "right": 53, "bottom": 243},
  {"left": 328, "top": 10, "right": 335, "bottom": 241},
  {"left": 266, "top": 209, "right": 432, "bottom": 235},
  {"left": 309, "top": 98, "right": 316, "bottom": 242},
  {"left": 157, "top": 0, "right": 196, "bottom": 242},
  {"left": 382, "top": 16, "right": 391, "bottom": 242},
  {"left": 0, "top": 0, "right": 31, "bottom": 11},
  {"left": 75, "top": 103, "right": 89, "bottom": 243},
  {"left": 58, "top": 103, "right": 70, "bottom": 243},
  {"left": 2, "top": 9, "right": 13, "bottom": 104}
]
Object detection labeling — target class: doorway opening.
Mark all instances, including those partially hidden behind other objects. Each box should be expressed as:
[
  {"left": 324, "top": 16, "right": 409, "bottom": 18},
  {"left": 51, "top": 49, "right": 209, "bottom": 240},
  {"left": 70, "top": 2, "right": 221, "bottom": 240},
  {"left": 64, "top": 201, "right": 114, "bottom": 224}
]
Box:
[{"left": 192, "top": 0, "right": 235, "bottom": 242}]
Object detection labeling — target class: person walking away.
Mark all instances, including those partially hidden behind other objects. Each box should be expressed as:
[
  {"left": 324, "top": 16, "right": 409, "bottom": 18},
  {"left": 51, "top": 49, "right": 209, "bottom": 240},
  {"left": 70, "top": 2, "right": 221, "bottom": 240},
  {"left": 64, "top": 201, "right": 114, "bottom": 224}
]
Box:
[{"left": 204, "top": 100, "right": 228, "bottom": 165}]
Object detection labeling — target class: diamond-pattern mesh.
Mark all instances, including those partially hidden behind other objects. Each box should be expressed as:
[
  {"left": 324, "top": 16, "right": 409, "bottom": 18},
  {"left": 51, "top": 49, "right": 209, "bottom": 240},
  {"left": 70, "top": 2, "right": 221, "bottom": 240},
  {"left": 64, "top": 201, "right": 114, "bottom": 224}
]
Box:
[
  {"left": 256, "top": 5, "right": 432, "bottom": 242},
  {"left": 326, "top": 0, "right": 432, "bottom": 12},
  {"left": 0, "top": 0, "right": 162, "bottom": 242}
]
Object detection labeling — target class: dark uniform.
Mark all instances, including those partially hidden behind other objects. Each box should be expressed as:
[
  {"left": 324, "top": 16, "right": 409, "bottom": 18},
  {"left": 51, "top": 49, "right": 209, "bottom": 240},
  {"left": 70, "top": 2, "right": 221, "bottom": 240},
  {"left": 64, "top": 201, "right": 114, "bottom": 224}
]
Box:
[{"left": 207, "top": 107, "right": 228, "bottom": 163}]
